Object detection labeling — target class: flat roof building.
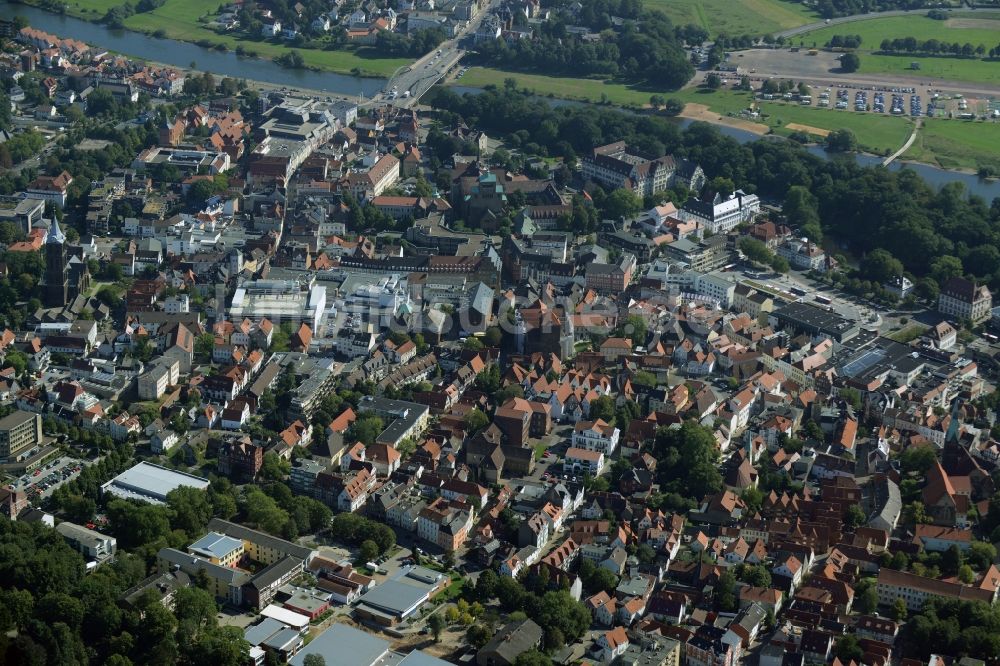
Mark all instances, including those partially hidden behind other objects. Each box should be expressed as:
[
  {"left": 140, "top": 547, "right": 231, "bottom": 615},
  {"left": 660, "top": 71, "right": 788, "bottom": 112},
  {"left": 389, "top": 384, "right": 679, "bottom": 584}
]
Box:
[
  {"left": 769, "top": 301, "right": 859, "bottom": 343},
  {"left": 0, "top": 410, "right": 43, "bottom": 461},
  {"left": 187, "top": 531, "right": 244, "bottom": 567},
  {"left": 102, "top": 461, "right": 210, "bottom": 505},
  {"left": 354, "top": 565, "right": 446, "bottom": 625}
]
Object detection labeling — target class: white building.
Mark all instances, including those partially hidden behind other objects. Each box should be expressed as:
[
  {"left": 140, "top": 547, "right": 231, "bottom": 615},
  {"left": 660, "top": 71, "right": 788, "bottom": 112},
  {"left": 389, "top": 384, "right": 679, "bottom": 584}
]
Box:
[
  {"left": 229, "top": 279, "right": 327, "bottom": 333},
  {"left": 572, "top": 419, "right": 619, "bottom": 455},
  {"left": 680, "top": 190, "right": 760, "bottom": 234}
]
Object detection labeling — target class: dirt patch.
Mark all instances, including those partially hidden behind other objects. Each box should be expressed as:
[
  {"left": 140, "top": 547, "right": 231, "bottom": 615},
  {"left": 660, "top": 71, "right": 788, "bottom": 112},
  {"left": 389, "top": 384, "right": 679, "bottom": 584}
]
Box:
[
  {"left": 944, "top": 18, "right": 1000, "bottom": 30},
  {"left": 785, "top": 122, "right": 831, "bottom": 137},
  {"left": 680, "top": 103, "right": 770, "bottom": 134}
]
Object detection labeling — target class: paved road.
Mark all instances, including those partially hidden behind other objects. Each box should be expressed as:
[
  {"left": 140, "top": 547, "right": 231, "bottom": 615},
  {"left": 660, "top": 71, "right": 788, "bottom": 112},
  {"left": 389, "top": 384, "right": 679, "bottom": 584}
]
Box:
[
  {"left": 883, "top": 117, "right": 922, "bottom": 165},
  {"left": 775, "top": 7, "right": 961, "bottom": 39},
  {"left": 384, "top": 0, "right": 501, "bottom": 107}
]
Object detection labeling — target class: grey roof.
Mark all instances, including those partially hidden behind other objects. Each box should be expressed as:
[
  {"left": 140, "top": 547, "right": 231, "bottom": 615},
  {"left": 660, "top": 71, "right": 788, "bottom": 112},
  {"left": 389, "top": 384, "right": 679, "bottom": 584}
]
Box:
[
  {"left": 102, "top": 461, "right": 209, "bottom": 504},
  {"left": 356, "top": 566, "right": 443, "bottom": 617},
  {"left": 188, "top": 532, "right": 243, "bottom": 560},
  {"left": 244, "top": 617, "right": 287, "bottom": 646},
  {"left": 289, "top": 623, "right": 390, "bottom": 666},
  {"left": 467, "top": 282, "right": 494, "bottom": 316},
  {"left": 478, "top": 619, "right": 543, "bottom": 664},
  {"left": 207, "top": 518, "right": 315, "bottom": 563},
  {"left": 157, "top": 547, "right": 249, "bottom": 586}
]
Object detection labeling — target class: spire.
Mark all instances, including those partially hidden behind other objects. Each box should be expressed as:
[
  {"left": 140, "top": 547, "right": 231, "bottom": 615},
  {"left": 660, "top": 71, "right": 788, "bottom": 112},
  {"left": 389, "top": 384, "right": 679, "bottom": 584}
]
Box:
[{"left": 47, "top": 217, "right": 65, "bottom": 245}]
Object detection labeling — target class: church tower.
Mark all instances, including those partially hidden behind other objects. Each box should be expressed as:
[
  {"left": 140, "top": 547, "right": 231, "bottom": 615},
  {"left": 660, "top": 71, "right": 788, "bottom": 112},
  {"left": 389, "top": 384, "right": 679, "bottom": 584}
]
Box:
[{"left": 44, "top": 218, "right": 68, "bottom": 307}]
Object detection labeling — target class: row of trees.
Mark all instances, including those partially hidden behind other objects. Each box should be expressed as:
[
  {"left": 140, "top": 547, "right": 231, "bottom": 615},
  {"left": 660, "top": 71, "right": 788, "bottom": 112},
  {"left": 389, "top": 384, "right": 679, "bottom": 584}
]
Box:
[
  {"left": 794, "top": 0, "right": 932, "bottom": 19},
  {"left": 878, "top": 37, "right": 989, "bottom": 58}
]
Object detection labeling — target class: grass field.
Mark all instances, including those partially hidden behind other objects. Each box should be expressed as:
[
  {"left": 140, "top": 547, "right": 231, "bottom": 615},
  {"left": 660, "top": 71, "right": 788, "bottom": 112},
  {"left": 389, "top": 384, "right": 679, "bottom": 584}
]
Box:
[
  {"left": 452, "top": 67, "right": 914, "bottom": 154},
  {"left": 903, "top": 117, "right": 1000, "bottom": 172},
  {"left": 856, "top": 54, "right": 1000, "bottom": 86},
  {"left": 48, "top": 0, "right": 407, "bottom": 76},
  {"left": 795, "top": 13, "right": 1000, "bottom": 49},
  {"left": 794, "top": 13, "right": 1000, "bottom": 86},
  {"left": 757, "top": 101, "right": 914, "bottom": 154},
  {"left": 58, "top": 0, "right": 123, "bottom": 19},
  {"left": 645, "top": 0, "right": 815, "bottom": 37}
]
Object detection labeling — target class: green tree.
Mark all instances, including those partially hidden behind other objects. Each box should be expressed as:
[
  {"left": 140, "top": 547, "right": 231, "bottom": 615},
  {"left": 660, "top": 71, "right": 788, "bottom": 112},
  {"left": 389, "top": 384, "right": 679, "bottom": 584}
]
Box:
[
  {"left": 835, "top": 635, "right": 864, "bottom": 662},
  {"left": 614, "top": 315, "right": 647, "bottom": 344},
  {"left": 603, "top": 188, "right": 642, "bottom": 219},
  {"left": 739, "top": 237, "right": 774, "bottom": 265},
  {"left": 428, "top": 613, "right": 446, "bottom": 642},
  {"left": 860, "top": 249, "right": 904, "bottom": 283},
  {"left": 891, "top": 597, "right": 907, "bottom": 621},
  {"left": 716, "top": 568, "right": 737, "bottom": 612},
  {"left": 359, "top": 540, "right": 379, "bottom": 563},
  {"left": 589, "top": 395, "right": 616, "bottom": 422},
  {"left": 303, "top": 655, "right": 326, "bottom": 666},
  {"left": 854, "top": 578, "right": 879, "bottom": 614},
  {"left": 840, "top": 52, "right": 860, "bottom": 72},
  {"left": 464, "top": 408, "right": 489, "bottom": 434}
]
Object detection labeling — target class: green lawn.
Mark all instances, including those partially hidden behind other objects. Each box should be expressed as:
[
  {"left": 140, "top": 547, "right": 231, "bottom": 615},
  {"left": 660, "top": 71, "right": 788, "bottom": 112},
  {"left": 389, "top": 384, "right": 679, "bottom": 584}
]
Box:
[
  {"left": 58, "top": 0, "right": 123, "bottom": 19},
  {"left": 646, "top": 0, "right": 815, "bottom": 37},
  {"left": 453, "top": 67, "right": 659, "bottom": 106},
  {"left": 755, "top": 100, "right": 915, "bottom": 155},
  {"left": 796, "top": 14, "right": 1000, "bottom": 49},
  {"left": 903, "top": 117, "right": 1000, "bottom": 172}
]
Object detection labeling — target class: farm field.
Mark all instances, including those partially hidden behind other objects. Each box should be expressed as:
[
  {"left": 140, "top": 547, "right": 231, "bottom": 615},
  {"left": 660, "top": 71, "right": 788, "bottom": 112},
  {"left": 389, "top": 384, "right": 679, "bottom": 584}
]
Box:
[
  {"left": 902, "top": 117, "right": 1000, "bottom": 173},
  {"left": 645, "top": 0, "right": 816, "bottom": 37}
]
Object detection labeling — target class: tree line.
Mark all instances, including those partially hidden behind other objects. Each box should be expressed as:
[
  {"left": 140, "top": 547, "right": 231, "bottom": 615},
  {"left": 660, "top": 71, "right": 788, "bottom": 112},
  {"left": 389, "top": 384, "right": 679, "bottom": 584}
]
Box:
[
  {"left": 791, "top": 0, "right": 932, "bottom": 19},
  {"left": 878, "top": 37, "right": 989, "bottom": 58},
  {"left": 474, "top": 3, "right": 693, "bottom": 90}
]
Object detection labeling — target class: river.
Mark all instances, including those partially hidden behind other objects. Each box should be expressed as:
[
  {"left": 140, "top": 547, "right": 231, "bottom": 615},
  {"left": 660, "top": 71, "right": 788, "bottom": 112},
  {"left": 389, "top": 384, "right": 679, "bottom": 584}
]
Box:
[
  {"left": 450, "top": 86, "right": 1000, "bottom": 200},
  {"left": 1, "top": 0, "right": 387, "bottom": 96}
]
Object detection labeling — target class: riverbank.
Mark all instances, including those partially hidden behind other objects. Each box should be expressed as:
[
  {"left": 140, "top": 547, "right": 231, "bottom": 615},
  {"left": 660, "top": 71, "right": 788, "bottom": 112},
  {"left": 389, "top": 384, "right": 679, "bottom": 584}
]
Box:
[
  {"left": 10, "top": 0, "right": 407, "bottom": 78},
  {"left": 449, "top": 66, "right": 1000, "bottom": 172},
  {"left": 2, "top": 0, "right": 390, "bottom": 95}
]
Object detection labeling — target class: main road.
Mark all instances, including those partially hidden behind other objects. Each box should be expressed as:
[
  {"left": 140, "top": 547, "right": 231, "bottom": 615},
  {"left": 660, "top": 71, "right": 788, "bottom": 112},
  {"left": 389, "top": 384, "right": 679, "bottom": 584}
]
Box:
[{"left": 379, "top": 0, "right": 501, "bottom": 107}]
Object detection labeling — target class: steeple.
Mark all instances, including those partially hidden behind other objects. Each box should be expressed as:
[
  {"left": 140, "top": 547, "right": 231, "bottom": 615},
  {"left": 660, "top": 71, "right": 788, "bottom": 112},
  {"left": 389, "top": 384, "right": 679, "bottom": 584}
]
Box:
[{"left": 47, "top": 217, "right": 65, "bottom": 245}]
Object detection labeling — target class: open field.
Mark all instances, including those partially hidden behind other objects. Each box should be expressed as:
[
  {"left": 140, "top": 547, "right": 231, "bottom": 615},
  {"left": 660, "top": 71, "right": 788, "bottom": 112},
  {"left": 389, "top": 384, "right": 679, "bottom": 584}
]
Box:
[
  {"left": 902, "top": 117, "right": 1000, "bottom": 172},
  {"left": 754, "top": 98, "right": 914, "bottom": 153},
  {"left": 645, "top": 0, "right": 815, "bottom": 37},
  {"left": 795, "top": 13, "right": 1000, "bottom": 49}
]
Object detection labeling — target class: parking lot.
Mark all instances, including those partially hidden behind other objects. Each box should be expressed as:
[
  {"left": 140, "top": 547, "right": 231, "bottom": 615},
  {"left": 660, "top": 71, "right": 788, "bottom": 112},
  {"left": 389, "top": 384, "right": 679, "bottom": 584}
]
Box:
[{"left": 8, "top": 456, "right": 88, "bottom": 501}]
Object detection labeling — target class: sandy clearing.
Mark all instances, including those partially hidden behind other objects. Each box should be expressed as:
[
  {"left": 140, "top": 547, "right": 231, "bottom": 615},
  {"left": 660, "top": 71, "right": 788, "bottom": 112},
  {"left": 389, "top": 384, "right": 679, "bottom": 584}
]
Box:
[
  {"left": 785, "top": 122, "right": 831, "bottom": 136},
  {"left": 680, "top": 103, "right": 770, "bottom": 134}
]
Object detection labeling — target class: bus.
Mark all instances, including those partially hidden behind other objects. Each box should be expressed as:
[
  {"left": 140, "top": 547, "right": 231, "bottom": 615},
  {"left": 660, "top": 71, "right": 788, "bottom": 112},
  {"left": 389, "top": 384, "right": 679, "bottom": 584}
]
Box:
[
  {"left": 814, "top": 295, "right": 832, "bottom": 306},
  {"left": 790, "top": 287, "right": 807, "bottom": 297}
]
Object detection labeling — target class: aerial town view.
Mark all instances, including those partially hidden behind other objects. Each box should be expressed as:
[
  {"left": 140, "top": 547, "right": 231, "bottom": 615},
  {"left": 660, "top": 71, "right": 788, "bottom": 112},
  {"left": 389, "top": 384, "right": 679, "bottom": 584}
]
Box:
[{"left": 3, "top": 0, "right": 1000, "bottom": 663}]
